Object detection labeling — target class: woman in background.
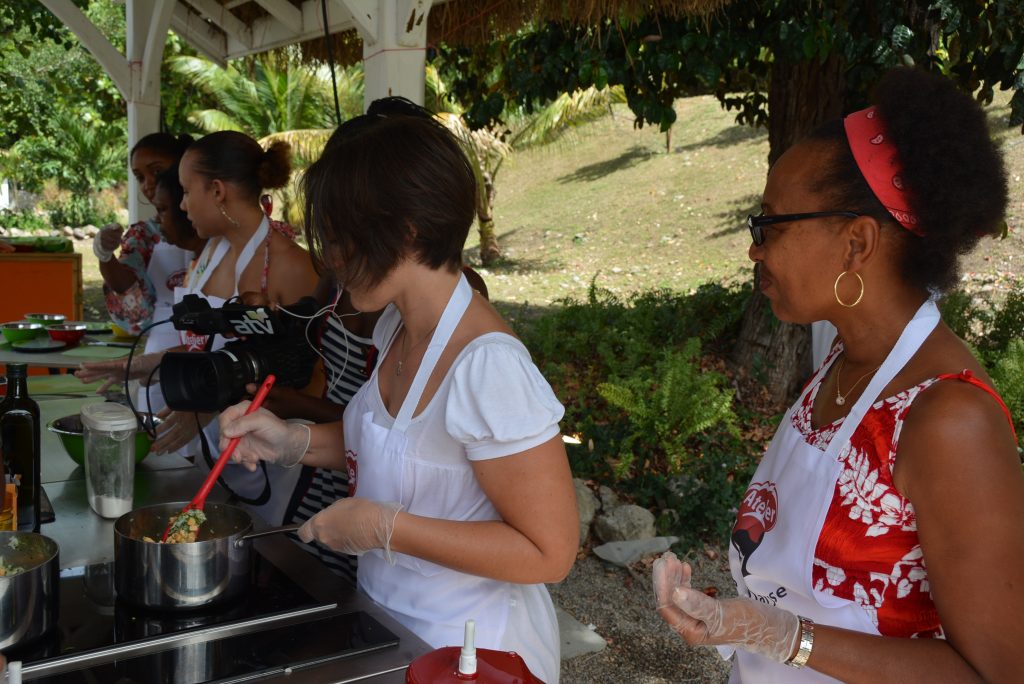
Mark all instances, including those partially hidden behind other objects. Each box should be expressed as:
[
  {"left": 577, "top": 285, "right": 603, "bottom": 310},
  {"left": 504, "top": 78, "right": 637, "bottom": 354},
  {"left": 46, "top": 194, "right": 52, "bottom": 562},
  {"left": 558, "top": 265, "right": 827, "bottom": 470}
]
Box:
[{"left": 94, "top": 133, "right": 194, "bottom": 335}]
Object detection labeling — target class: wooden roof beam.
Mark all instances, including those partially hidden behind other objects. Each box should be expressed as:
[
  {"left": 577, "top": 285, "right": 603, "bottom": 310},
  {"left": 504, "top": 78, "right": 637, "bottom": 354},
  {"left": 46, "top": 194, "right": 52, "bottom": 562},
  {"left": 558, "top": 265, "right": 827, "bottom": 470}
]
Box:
[
  {"left": 171, "top": 1, "right": 228, "bottom": 68},
  {"left": 182, "top": 0, "right": 253, "bottom": 50},
  {"left": 255, "top": 0, "right": 303, "bottom": 34},
  {"left": 336, "top": 0, "right": 378, "bottom": 45},
  {"left": 39, "top": 0, "right": 129, "bottom": 96}
]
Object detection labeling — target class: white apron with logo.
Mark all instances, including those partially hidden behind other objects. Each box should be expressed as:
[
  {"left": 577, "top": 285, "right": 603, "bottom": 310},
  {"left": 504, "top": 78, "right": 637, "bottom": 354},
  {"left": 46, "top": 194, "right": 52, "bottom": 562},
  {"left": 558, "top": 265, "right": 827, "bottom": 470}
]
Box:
[
  {"left": 164, "top": 217, "right": 300, "bottom": 524},
  {"left": 726, "top": 301, "right": 940, "bottom": 683},
  {"left": 342, "top": 275, "right": 559, "bottom": 682},
  {"left": 138, "top": 241, "right": 194, "bottom": 415}
]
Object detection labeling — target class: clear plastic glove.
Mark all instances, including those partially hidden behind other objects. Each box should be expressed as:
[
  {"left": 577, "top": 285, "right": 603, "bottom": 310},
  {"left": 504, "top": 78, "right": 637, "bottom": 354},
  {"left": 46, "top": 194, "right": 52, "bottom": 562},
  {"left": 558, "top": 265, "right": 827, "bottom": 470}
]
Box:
[
  {"left": 298, "top": 498, "right": 403, "bottom": 560},
  {"left": 74, "top": 352, "right": 164, "bottom": 393},
  {"left": 150, "top": 407, "right": 214, "bottom": 455},
  {"left": 653, "top": 551, "right": 800, "bottom": 663},
  {"left": 218, "top": 400, "right": 309, "bottom": 471}
]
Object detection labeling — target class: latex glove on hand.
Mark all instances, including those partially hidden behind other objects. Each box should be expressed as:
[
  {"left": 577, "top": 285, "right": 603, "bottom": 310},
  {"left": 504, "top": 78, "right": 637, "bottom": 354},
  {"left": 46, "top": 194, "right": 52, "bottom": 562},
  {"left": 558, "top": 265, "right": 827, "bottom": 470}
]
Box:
[
  {"left": 74, "top": 352, "right": 164, "bottom": 393},
  {"left": 653, "top": 551, "right": 800, "bottom": 663},
  {"left": 150, "top": 407, "right": 214, "bottom": 455},
  {"left": 299, "top": 498, "right": 403, "bottom": 560},
  {"left": 218, "top": 400, "right": 310, "bottom": 471},
  {"left": 94, "top": 224, "right": 124, "bottom": 262}
]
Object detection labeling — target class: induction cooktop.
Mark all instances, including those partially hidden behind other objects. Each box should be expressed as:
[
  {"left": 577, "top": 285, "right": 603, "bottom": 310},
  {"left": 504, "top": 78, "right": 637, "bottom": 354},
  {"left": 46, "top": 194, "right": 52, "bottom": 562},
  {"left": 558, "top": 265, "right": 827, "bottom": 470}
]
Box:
[{"left": 4, "top": 553, "right": 400, "bottom": 683}]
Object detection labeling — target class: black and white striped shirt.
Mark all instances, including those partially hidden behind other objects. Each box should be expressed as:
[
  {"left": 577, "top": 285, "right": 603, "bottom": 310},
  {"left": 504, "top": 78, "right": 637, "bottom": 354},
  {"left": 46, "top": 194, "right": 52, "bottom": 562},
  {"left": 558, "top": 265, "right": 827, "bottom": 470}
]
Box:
[{"left": 284, "top": 313, "right": 374, "bottom": 585}]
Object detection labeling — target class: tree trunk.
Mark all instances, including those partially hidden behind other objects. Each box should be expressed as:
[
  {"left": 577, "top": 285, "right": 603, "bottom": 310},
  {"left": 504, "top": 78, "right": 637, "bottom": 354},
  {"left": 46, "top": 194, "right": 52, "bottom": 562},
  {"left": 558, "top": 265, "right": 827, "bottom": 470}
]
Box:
[
  {"left": 732, "top": 54, "right": 847, "bottom": 405},
  {"left": 477, "top": 170, "right": 500, "bottom": 265}
]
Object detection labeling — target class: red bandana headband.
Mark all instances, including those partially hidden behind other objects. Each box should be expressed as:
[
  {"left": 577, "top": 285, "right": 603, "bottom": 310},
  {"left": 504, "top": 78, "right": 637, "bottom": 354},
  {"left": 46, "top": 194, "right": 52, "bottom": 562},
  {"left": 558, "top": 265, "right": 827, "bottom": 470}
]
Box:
[{"left": 843, "top": 107, "right": 923, "bottom": 236}]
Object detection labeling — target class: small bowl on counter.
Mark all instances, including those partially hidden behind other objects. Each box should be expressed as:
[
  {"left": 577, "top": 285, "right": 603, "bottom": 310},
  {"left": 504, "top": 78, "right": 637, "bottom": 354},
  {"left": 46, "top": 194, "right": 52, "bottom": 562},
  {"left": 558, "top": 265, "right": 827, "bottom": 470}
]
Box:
[
  {"left": 1, "top": 321, "right": 44, "bottom": 344},
  {"left": 46, "top": 323, "right": 88, "bottom": 346},
  {"left": 25, "top": 313, "right": 66, "bottom": 326}
]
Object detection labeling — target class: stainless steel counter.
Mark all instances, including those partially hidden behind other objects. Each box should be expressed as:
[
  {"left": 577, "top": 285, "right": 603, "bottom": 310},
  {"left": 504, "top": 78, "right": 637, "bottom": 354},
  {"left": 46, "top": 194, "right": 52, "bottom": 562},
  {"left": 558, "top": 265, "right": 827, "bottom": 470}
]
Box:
[{"left": 26, "top": 395, "right": 431, "bottom": 683}]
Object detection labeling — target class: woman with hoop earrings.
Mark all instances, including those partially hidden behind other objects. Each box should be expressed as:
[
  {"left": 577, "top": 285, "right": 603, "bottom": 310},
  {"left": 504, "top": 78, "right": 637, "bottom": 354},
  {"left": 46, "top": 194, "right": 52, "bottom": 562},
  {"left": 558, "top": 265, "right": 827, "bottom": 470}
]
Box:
[{"left": 654, "top": 67, "right": 1023, "bottom": 682}]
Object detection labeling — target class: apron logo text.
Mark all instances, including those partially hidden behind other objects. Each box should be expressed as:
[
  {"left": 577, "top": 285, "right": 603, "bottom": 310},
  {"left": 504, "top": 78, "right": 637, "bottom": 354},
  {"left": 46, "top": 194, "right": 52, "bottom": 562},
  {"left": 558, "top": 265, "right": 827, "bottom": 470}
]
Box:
[
  {"left": 731, "top": 481, "right": 779, "bottom": 577},
  {"left": 745, "top": 585, "right": 788, "bottom": 606}
]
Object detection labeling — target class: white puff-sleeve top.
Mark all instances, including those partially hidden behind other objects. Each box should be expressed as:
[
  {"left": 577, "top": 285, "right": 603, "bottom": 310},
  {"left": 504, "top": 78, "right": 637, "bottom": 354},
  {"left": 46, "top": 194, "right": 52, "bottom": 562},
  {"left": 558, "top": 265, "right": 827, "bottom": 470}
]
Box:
[{"left": 343, "top": 305, "right": 566, "bottom": 683}]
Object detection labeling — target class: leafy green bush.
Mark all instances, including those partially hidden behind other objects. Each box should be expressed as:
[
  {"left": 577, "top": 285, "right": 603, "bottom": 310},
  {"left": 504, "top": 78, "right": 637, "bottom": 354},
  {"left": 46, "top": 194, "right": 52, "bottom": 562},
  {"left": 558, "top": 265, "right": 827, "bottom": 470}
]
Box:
[
  {"left": 989, "top": 339, "right": 1024, "bottom": 443},
  {"left": 42, "top": 193, "right": 117, "bottom": 230},
  {"left": 939, "top": 289, "right": 988, "bottom": 343},
  {"left": 941, "top": 283, "right": 1024, "bottom": 366},
  {"left": 0, "top": 208, "right": 49, "bottom": 232},
  {"left": 517, "top": 281, "right": 756, "bottom": 547},
  {"left": 598, "top": 338, "right": 738, "bottom": 478},
  {"left": 982, "top": 288, "right": 1024, "bottom": 361}
]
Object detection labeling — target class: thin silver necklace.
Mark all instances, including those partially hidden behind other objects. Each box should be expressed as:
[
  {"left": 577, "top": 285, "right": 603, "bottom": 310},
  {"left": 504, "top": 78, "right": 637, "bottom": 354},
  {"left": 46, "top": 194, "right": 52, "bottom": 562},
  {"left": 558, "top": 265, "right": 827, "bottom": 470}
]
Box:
[{"left": 395, "top": 322, "right": 439, "bottom": 376}]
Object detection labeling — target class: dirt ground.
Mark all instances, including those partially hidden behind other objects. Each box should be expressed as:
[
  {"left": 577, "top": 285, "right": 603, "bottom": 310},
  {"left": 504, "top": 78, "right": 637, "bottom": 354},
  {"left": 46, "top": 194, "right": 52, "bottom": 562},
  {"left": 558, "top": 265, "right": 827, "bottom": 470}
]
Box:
[{"left": 551, "top": 549, "right": 735, "bottom": 684}]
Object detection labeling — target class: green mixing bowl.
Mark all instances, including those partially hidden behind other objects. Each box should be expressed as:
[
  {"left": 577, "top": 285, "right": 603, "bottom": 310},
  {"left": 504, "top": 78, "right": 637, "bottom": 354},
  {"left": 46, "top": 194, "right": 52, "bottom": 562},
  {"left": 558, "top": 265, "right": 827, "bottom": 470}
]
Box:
[
  {"left": 2, "top": 322, "right": 44, "bottom": 343},
  {"left": 47, "top": 412, "right": 161, "bottom": 466}
]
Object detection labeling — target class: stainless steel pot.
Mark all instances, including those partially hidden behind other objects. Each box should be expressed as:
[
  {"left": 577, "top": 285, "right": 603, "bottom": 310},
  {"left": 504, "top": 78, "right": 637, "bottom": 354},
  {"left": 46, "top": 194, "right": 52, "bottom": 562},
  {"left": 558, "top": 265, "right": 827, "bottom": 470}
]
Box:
[
  {"left": 0, "top": 531, "right": 59, "bottom": 649},
  {"left": 113, "top": 501, "right": 299, "bottom": 611}
]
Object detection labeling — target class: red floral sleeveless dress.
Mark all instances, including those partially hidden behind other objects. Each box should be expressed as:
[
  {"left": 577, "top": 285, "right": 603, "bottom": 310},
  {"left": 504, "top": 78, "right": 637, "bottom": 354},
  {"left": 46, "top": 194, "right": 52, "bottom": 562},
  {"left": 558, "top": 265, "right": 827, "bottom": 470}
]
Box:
[{"left": 791, "top": 344, "right": 1016, "bottom": 638}]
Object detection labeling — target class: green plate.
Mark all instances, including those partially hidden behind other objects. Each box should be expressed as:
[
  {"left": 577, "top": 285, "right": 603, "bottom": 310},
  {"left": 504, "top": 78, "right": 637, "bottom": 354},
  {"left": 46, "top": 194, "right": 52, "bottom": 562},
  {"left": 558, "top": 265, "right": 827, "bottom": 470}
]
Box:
[{"left": 11, "top": 338, "right": 66, "bottom": 353}]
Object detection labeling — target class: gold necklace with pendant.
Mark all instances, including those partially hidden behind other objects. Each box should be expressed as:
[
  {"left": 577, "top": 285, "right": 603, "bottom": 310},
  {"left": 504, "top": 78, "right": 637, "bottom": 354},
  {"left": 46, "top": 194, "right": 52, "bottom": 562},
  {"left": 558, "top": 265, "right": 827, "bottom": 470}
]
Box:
[{"left": 834, "top": 356, "right": 883, "bottom": 406}]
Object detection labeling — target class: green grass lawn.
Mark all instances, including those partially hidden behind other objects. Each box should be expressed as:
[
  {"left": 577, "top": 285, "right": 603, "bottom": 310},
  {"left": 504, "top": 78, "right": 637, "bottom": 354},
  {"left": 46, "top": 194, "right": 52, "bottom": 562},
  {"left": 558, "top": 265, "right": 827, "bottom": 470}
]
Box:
[{"left": 80, "top": 91, "right": 1024, "bottom": 317}]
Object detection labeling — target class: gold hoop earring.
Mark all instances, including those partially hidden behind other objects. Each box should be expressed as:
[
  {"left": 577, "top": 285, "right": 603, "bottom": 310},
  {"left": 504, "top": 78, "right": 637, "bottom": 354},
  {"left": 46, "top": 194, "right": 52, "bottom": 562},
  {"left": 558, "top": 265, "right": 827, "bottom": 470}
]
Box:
[
  {"left": 218, "top": 203, "right": 240, "bottom": 228},
  {"left": 834, "top": 271, "right": 864, "bottom": 308}
]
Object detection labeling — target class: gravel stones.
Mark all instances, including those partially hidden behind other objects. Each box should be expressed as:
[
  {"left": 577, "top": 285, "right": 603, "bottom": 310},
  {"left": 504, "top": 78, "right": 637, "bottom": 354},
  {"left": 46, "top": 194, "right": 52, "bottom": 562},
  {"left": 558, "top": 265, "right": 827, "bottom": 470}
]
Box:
[{"left": 549, "top": 550, "right": 735, "bottom": 683}]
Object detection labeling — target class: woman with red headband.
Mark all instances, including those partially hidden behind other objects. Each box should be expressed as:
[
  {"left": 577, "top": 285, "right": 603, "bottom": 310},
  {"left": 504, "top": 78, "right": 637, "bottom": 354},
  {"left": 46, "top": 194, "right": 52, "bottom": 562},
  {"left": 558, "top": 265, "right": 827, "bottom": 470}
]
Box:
[{"left": 655, "top": 67, "right": 1023, "bottom": 681}]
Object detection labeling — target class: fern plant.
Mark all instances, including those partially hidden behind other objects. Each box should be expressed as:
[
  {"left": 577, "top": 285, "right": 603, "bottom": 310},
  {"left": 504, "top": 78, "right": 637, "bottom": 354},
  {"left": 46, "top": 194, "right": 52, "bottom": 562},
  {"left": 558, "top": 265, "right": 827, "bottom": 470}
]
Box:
[{"left": 598, "top": 337, "right": 738, "bottom": 480}]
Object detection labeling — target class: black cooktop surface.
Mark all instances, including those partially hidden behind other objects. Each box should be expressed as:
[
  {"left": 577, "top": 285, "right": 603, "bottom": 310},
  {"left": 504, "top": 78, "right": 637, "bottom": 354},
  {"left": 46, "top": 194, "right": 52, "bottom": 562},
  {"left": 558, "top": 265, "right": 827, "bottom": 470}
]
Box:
[{"left": 5, "top": 554, "right": 400, "bottom": 683}]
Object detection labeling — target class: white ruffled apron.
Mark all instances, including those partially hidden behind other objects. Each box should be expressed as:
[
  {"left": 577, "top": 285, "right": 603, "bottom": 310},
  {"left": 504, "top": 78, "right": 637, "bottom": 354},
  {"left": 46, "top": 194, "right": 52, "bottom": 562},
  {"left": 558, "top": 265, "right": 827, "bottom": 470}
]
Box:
[
  {"left": 725, "top": 301, "right": 940, "bottom": 683},
  {"left": 163, "top": 217, "right": 298, "bottom": 523},
  {"left": 344, "top": 276, "right": 517, "bottom": 656},
  {"left": 139, "top": 241, "right": 193, "bottom": 415}
]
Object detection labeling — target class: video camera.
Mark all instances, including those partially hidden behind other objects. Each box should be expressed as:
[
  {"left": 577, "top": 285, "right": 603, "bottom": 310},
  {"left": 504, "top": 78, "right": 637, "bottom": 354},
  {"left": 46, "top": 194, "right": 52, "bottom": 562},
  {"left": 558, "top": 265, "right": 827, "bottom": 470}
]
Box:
[{"left": 159, "top": 294, "right": 320, "bottom": 412}]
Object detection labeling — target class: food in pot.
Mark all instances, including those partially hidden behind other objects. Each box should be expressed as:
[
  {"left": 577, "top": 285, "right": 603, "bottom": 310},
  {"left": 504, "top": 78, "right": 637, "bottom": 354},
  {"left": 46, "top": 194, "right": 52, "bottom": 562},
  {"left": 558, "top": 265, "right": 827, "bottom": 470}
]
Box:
[
  {"left": 0, "top": 558, "right": 24, "bottom": 576},
  {"left": 147, "top": 509, "right": 207, "bottom": 544}
]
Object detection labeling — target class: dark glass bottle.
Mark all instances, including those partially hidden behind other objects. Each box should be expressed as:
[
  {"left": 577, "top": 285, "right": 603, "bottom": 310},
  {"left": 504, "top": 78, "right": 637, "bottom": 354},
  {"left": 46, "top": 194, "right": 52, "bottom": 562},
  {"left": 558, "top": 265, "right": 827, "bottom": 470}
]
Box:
[{"left": 0, "top": 363, "right": 40, "bottom": 532}]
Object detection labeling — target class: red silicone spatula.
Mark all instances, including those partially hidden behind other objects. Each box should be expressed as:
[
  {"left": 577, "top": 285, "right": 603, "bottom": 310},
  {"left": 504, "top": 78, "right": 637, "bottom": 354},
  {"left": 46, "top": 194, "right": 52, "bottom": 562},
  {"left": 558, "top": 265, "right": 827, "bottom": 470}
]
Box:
[{"left": 160, "top": 374, "right": 276, "bottom": 541}]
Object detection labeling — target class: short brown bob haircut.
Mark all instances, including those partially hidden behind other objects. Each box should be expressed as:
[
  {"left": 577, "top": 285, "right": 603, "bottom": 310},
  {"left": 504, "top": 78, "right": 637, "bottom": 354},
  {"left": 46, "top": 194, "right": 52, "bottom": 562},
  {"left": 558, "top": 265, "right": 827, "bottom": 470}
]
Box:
[{"left": 303, "top": 97, "right": 477, "bottom": 288}]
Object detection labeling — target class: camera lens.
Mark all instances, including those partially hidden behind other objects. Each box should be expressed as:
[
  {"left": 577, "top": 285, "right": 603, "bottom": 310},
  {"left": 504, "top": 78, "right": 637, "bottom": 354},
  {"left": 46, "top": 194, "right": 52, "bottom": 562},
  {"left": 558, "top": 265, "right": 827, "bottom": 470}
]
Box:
[{"left": 160, "top": 348, "right": 261, "bottom": 412}]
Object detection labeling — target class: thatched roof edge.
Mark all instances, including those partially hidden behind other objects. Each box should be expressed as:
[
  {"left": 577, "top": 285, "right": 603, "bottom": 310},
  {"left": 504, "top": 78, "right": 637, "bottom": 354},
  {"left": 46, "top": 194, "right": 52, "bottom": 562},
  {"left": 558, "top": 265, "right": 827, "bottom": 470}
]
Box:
[{"left": 295, "top": 0, "right": 728, "bottom": 66}]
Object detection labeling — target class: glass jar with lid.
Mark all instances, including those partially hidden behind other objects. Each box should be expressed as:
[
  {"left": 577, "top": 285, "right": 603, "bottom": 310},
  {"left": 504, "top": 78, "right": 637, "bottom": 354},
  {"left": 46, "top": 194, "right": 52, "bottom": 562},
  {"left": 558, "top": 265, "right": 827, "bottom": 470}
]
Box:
[{"left": 81, "top": 403, "right": 137, "bottom": 518}]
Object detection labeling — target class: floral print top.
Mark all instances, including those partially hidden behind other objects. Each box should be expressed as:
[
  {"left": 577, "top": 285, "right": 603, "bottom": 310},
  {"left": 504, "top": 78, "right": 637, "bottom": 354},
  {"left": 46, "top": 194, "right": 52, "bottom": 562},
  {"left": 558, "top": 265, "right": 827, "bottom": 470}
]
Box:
[
  {"left": 793, "top": 344, "right": 1013, "bottom": 639},
  {"left": 103, "top": 219, "right": 160, "bottom": 335}
]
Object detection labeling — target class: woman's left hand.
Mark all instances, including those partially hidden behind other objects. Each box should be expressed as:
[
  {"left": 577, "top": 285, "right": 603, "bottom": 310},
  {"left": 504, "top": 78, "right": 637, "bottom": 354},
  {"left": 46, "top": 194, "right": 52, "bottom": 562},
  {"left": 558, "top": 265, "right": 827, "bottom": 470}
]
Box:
[
  {"left": 150, "top": 407, "right": 214, "bottom": 455},
  {"left": 299, "top": 498, "right": 403, "bottom": 558},
  {"left": 653, "top": 551, "right": 800, "bottom": 663}
]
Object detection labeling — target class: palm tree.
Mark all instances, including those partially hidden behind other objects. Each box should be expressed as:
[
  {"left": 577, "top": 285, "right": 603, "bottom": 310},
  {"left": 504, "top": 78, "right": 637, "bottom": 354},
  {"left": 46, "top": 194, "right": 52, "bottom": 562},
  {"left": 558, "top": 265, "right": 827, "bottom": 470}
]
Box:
[
  {"left": 170, "top": 52, "right": 363, "bottom": 226},
  {"left": 438, "top": 83, "right": 626, "bottom": 264}
]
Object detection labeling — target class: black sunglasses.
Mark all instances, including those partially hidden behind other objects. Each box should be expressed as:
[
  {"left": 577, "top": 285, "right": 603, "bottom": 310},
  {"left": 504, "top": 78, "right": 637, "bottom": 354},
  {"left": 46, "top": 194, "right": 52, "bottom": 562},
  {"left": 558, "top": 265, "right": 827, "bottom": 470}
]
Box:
[{"left": 747, "top": 211, "right": 861, "bottom": 246}]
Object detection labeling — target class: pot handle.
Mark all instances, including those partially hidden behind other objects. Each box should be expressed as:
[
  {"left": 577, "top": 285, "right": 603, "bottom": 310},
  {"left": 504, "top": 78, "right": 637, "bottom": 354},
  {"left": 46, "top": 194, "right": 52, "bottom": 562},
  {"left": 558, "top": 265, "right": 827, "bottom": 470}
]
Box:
[{"left": 234, "top": 522, "right": 303, "bottom": 548}]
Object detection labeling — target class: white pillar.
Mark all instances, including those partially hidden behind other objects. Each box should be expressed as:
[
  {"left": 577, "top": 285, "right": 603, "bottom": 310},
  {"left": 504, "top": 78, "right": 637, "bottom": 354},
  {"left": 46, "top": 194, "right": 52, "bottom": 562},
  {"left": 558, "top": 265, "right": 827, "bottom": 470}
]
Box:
[
  {"left": 126, "top": 0, "right": 174, "bottom": 223},
  {"left": 344, "top": 0, "right": 432, "bottom": 111}
]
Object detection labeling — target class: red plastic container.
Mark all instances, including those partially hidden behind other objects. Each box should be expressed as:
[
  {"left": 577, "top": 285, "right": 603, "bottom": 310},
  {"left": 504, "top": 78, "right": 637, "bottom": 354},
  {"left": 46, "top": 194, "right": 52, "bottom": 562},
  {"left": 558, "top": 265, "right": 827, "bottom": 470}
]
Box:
[{"left": 405, "top": 647, "right": 543, "bottom": 684}]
